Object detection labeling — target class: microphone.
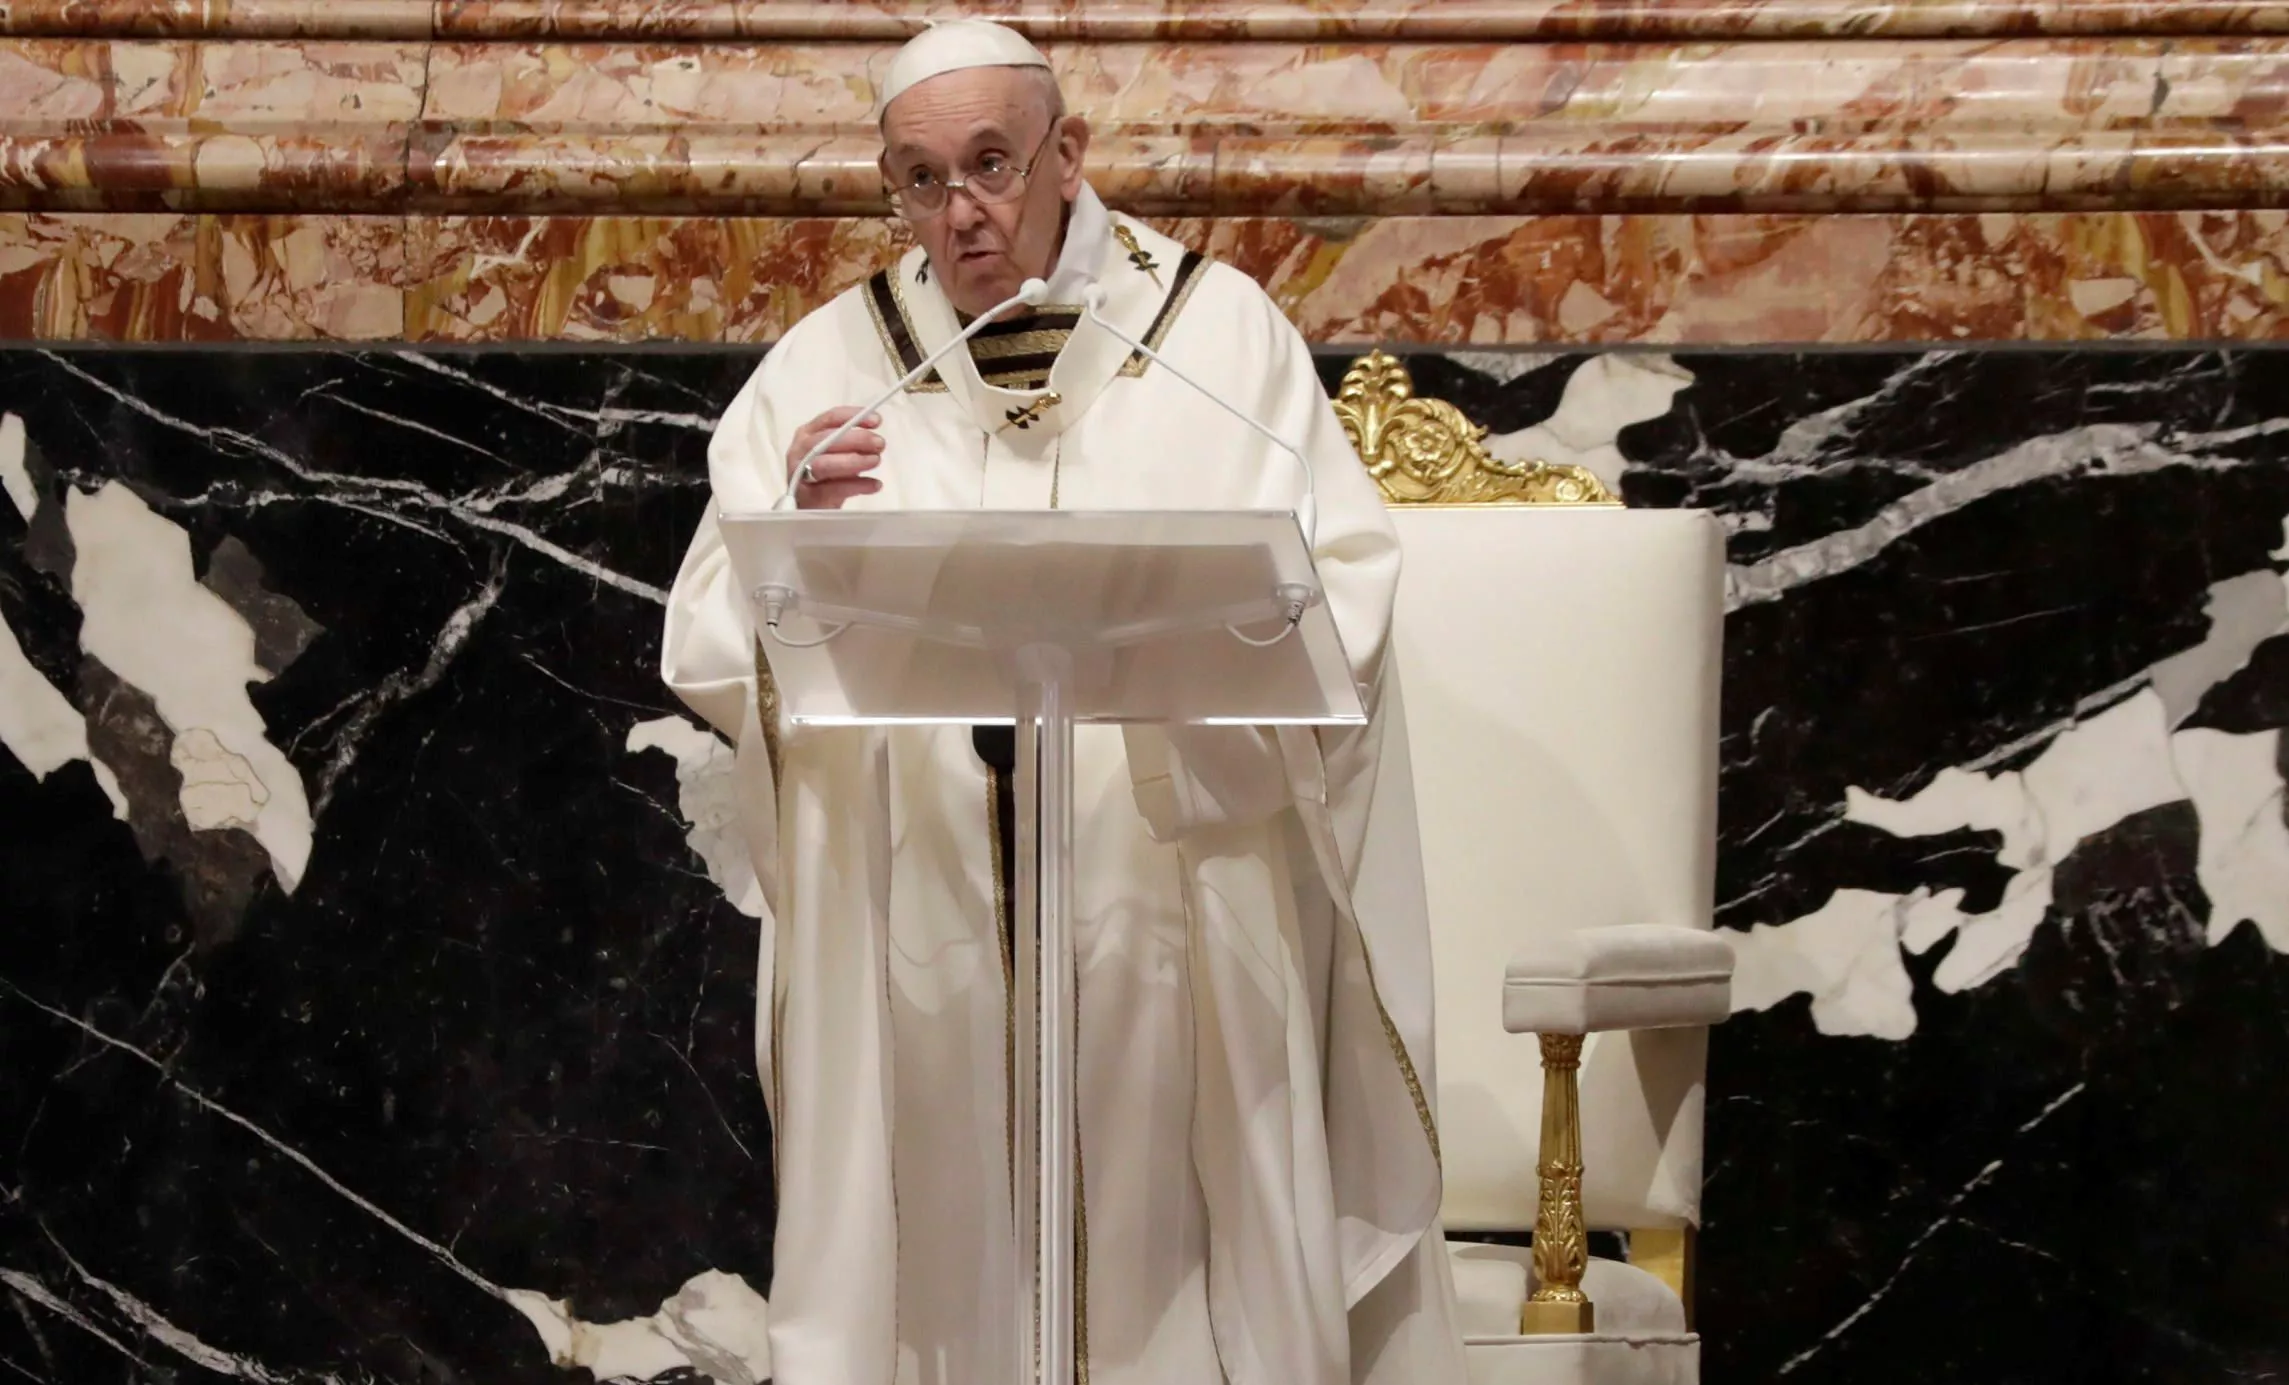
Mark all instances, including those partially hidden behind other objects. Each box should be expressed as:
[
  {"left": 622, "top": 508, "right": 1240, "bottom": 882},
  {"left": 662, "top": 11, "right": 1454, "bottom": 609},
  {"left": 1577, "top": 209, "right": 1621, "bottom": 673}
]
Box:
[
  {"left": 1080, "top": 283, "right": 1317, "bottom": 547},
  {"left": 775, "top": 276, "right": 1052, "bottom": 509}
]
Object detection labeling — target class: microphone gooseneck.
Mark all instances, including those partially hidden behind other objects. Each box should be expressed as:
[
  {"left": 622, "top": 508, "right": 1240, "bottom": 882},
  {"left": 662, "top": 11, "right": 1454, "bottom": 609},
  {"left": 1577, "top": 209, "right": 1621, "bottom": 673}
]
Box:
[
  {"left": 775, "top": 276, "right": 1052, "bottom": 510},
  {"left": 1079, "top": 283, "right": 1319, "bottom": 547}
]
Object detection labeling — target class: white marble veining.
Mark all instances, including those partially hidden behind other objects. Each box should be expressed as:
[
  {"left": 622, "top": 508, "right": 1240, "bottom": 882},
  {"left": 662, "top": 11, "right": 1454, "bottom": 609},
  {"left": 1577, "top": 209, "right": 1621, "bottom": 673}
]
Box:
[
  {"left": 65, "top": 482, "right": 313, "bottom": 891},
  {"left": 2151, "top": 571, "right": 2289, "bottom": 723},
  {"left": 1724, "top": 420, "right": 2266, "bottom": 612},
  {"left": 1484, "top": 354, "right": 1692, "bottom": 495},
  {"left": 1774, "top": 1080, "right": 2087, "bottom": 1373},
  {"left": 1734, "top": 527, "right": 2289, "bottom": 1037},
  {"left": 0, "top": 974, "right": 510, "bottom": 1302},
  {"left": 1443, "top": 350, "right": 1566, "bottom": 386},
  {"left": 0, "top": 613, "right": 125, "bottom": 818},
  {"left": 508, "top": 1270, "right": 771, "bottom": 1385},
  {"left": 0, "top": 411, "right": 32, "bottom": 518},
  {"left": 627, "top": 716, "right": 764, "bottom": 921},
  {"left": 42, "top": 352, "right": 672, "bottom": 606},
  {"left": 303, "top": 567, "right": 504, "bottom": 817},
  {"left": 390, "top": 351, "right": 718, "bottom": 437},
  {"left": 32, "top": 1229, "right": 343, "bottom": 1385},
  {"left": 1855, "top": 689, "right": 2184, "bottom": 994},
  {"left": 2175, "top": 727, "right": 2289, "bottom": 952},
  {"left": 1730, "top": 887, "right": 1947, "bottom": 1042},
  {"left": 0, "top": 414, "right": 126, "bottom": 817},
  {"left": 2, "top": 972, "right": 777, "bottom": 1384}
]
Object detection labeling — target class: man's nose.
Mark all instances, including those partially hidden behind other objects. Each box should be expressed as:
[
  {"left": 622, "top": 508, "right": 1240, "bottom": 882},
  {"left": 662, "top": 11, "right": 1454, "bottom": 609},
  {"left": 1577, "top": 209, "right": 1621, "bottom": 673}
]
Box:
[{"left": 945, "top": 187, "right": 986, "bottom": 230}]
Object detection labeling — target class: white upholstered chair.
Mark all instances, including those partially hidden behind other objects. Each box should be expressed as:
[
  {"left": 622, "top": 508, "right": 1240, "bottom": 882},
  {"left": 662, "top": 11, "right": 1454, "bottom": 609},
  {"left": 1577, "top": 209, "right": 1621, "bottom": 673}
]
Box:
[{"left": 1332, "top": 354, "right": 1732, "bottom": 1385}]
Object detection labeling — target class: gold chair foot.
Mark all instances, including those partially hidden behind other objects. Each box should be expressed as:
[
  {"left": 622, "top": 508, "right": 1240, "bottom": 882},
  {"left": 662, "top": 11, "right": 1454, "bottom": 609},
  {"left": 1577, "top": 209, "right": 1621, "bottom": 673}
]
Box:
[{"left": 1521, "top": 1297, "right": 1595, "bottom": 1335}]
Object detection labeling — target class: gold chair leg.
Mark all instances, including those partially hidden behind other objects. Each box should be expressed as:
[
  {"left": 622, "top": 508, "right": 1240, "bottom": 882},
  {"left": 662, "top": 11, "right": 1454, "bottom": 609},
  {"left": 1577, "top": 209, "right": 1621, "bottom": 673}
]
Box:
[{"left": 1522, "top": 1032, "right": 1593, "bottom": 1334}]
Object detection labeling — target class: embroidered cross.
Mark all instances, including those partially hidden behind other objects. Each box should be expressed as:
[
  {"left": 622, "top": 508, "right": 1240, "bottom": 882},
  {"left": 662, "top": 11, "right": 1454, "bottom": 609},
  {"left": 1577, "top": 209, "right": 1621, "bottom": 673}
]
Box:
[
  {"left": 1002, "top": 391, "right": 1061, "bottom": 431},
  {"left": 1113, "top": 226, "right": 1162, "bottom": 285},
  {"left": 916, "top": 260, "right": 929, "bottom": 284}
]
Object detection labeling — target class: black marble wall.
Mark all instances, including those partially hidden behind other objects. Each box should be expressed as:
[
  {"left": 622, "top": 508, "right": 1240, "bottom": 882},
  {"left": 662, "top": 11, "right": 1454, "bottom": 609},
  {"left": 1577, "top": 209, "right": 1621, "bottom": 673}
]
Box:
[{"left": 2, "top": 345, "right": 2285, "bottom": 1384}]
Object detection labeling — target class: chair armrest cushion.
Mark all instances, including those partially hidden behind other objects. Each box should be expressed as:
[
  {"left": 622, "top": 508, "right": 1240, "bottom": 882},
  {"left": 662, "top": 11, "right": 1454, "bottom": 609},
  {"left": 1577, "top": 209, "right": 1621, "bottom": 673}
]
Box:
[{"left": 1503, "top": 924, "right": 1733, "bottom": 1035}]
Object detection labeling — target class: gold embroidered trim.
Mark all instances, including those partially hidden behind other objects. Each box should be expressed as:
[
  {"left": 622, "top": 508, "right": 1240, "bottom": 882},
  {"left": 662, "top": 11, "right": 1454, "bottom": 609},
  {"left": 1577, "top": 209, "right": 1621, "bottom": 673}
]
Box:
[
  {"left": 971, "top": 328, "right": 1076, "bottom": 360},
  {"left": 770, "top": 928, "right": 786, "bottom": 1193},
  {"left": 866, "top": 265, "right": 950, "bottom": 395},
  {"left": 1365, "top": 950, "right": 1442, "bottom": 1168},
  {"left": 989, "top": 759, "right": 1016, "bottom": 1210},
  {"left": 1118, "top": 250, "right": 1209, "bottom": 378},
  {"left": 752, "top": 638, "right": 785, "bottom": 787},
  {"left": 1001, "top": 391, "right": 1061, "bottom": 433},
  {"left": 1303, "top": 769, "right": 1443, "bottom": 1168},
  {"left": 753, "top": 639, "right": 788, "bottom": 1193},
  {"left": 1113, "top": 223, "right": 1163, "bottom": 285},
  {"left": 883, "top": 813, "right": 904, "bottom": 1385},
  {"left": 1075, "top": 1005, "right": 1091, "bottom": 1385}
]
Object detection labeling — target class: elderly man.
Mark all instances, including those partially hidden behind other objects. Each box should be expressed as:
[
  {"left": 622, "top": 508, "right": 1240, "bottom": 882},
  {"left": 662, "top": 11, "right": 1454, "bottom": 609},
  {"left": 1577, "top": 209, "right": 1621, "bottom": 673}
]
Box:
[{"left": 662, "top": 20, "right": 1463, "bottom": 1385}]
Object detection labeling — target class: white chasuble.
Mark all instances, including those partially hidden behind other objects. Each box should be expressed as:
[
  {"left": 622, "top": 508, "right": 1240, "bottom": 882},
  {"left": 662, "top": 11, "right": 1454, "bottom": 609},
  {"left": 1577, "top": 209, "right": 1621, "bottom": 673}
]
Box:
[{"left": 662, "top": 188, "right": 1465, "bottom": 1385}]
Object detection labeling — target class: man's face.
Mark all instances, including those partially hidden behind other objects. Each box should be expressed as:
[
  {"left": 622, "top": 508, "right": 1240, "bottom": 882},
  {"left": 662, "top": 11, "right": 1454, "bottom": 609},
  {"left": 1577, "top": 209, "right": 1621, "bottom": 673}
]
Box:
[{"left": 879, "top": 67, "right": 1088, "bottom": 318}]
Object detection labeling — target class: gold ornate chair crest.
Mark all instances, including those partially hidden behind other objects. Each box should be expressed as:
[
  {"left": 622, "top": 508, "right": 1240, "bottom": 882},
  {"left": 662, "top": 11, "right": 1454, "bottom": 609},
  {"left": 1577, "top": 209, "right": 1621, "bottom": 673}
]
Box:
[
  {"left": 1331, "top": 351, "right": 1618, "bottom": 508},
  {"left": 1331, "top": 351, "right": 1729, "bottom": 1385}
]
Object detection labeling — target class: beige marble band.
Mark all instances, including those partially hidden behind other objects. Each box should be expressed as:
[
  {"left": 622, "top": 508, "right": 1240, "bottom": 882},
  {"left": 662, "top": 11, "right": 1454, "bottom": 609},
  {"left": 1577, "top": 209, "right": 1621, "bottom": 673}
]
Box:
[
  {"left": 0, "top": 2, "right": 2281, "bottom": 345},
  {"left": 2, "top": 1, "right": 2286, "bottom": 42},
  {"left": 5, "top": 36, "right": 2289, "bottom": 216}
]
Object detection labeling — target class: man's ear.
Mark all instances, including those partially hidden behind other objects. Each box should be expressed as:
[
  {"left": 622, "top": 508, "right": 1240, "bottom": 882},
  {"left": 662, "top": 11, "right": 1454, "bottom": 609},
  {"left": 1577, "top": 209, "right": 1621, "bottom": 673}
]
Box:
[{"left": 1056, "top": 115, "right": 1091, "bottom": 200}]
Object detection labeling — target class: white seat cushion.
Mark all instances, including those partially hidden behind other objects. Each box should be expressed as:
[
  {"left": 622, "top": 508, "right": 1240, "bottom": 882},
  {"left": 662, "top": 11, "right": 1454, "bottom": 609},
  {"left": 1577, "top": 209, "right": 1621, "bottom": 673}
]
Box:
[
  {"left": 1451, "top": 1244, "right": 1697, "bottom": 1385},
  {"left": 1504, "top": 925, "right": 1733, "bottom": 1035},
  {"left": 1465, "top": 1335, "right": 1700, "bottom": 1385}
]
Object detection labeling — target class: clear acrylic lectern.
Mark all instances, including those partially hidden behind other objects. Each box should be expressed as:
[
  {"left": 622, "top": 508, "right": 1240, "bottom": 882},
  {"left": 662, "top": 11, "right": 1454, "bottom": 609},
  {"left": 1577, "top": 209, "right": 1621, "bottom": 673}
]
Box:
[{"left": 719, "top": 508, "right": 1364, "bottom": 1385}]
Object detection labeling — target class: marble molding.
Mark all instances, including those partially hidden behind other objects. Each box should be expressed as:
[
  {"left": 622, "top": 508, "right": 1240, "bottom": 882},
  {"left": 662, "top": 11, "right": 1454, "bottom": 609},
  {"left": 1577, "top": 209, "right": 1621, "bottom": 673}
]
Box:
[
  {"left": 3, "top": 343, "right": 2286, "bottom": 1385},
  {"left": 7, "top": 36, "right": 2289, "bottom": 214},
  {"left": 3, "top": 0, "right": 2289, "bottom": 41},
  {"left": 9, "top": 209, "right": 2289, "bottom": 344}
]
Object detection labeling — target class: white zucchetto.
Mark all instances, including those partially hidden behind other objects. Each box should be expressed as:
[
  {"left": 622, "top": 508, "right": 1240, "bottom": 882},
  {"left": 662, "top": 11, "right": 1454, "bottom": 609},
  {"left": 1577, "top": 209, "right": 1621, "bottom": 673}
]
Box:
[{"left": 879, "top": 19, "right": 1053, "bottom": 109}]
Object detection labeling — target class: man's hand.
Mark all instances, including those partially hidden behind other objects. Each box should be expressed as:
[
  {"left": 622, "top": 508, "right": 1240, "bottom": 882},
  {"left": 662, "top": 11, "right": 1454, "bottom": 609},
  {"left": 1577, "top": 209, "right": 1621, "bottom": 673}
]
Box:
[{"left": 786, "top": 407, "right": 885, "bottom": 509}]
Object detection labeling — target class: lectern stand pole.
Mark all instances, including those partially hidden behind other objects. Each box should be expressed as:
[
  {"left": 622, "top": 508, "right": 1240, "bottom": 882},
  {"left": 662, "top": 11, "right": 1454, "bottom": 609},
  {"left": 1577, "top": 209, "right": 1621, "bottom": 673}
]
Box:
[{"left": 1013, "top": 646, "right": 1077, "bottom": 1385}]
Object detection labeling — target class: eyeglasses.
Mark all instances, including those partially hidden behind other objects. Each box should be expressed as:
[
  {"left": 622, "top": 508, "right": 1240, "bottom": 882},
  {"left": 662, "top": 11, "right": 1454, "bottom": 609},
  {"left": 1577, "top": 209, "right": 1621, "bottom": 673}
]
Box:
[{"left": 887, "top": 128, "right": 1055, "bottom": 221}]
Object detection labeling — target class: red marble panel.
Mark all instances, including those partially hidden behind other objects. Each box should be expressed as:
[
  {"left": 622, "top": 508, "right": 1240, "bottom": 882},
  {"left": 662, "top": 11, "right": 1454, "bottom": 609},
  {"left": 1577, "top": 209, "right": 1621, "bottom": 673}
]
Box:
[
  {"left": 404, "top": 214, "right": 907, "bottom": 340},
  {"left": 716, "top": 215, "right": 909, "bottom": 342},
  {"left": 212, "top": 211, "right": 405, "bottom": 336},
  {"left": 0, "top": 210, "right": 222, "bottom": 337},
  {"left": 8, "top": 208, "right": 2289, "bottom": 345},
  {"left": 0, "top": 210, "right": 400, "bottom": 339},
  {"left": 2020, "top": 209, "right": 2289, "bottom": 339},
  {"left": 1832, "top": 211, "right": 2033, "bottom": 343},
  {"left": 407, "top": 216, "right": 728, "bottom": 340}
]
